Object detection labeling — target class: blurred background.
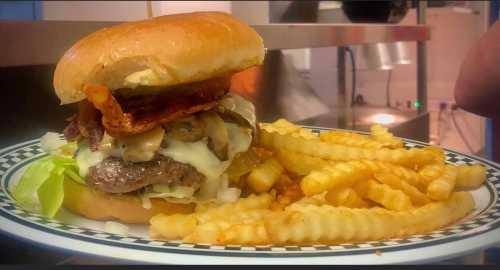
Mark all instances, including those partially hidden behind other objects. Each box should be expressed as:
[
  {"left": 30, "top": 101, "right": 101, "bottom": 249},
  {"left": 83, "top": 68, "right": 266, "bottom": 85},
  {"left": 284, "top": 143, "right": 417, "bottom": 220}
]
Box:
[{"left": 0, "top": 0, "right": 499, "bottom": 264}]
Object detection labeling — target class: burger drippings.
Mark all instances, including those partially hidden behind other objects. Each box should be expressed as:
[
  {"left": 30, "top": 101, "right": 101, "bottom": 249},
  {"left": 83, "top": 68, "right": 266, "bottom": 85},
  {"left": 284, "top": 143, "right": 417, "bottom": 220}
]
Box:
[{"left": 84, "top": 75, "right": 230, "bottom": 138}]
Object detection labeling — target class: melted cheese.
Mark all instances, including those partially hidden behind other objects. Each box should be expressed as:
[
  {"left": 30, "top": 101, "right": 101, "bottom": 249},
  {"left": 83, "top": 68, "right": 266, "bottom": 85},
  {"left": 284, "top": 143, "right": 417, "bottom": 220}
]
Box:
[
  {"left": 159, "top": 138, "right": 227, "bottom": 180},
  {"left": 76, "top": 145, "right": 108, "bottom": 178},
  {"left": 99, "top": 127, "right": 165, "bottom": 162},
  {"left": 158, "top": 123, "right": 252, "bottom": 200},
  {"left": 120, "top": 126, "right": 165, "bottom": 162}
]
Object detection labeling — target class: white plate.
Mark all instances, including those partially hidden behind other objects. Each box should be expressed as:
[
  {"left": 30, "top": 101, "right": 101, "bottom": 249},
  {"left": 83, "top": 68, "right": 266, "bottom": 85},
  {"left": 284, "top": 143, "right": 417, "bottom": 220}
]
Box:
[{"left": 1, "top": 127, "right": 500, "bottom": 264}]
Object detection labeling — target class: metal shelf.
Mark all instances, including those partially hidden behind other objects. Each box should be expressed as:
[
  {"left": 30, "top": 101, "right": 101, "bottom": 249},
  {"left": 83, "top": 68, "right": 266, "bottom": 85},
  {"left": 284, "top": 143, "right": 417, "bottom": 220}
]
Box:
[
  {"left": 1, "top": 20, "right": 429, "bottom": 66},
  {"left": 254, "top": 23, "right": 429, "bottom": 50}
]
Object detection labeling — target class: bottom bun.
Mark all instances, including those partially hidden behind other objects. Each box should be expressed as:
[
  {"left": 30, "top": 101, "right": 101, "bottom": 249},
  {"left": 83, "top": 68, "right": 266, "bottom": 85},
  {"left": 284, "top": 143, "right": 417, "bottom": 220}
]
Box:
[{"left": 63, "top": 179, "right": 195, "bottom": 224}]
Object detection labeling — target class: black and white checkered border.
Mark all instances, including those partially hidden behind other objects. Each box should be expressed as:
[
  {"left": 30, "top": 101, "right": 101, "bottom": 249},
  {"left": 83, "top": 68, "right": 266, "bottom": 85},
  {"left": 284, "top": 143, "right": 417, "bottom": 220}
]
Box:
[{"left": 0, "top": 136, "right": 500, "bottom": 254}]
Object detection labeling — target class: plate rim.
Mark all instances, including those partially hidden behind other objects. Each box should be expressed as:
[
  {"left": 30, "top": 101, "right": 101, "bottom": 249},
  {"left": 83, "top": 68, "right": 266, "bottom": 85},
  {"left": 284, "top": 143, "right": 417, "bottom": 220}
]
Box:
[{"left": 1, "top": 126, "right": 500, "bottom": 264}]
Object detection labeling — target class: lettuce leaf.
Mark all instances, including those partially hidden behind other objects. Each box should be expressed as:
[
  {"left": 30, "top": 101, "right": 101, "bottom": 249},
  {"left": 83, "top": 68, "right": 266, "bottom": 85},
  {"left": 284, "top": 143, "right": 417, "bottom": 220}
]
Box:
[
  {"left": 12, "top": 157, "right": 54, "bottom": 211},
  {"left": 37, "top": 167, "right": 65, "bottom": 218},
  {"left": 11, "top": 142, "right": 83, "bottom": 218}
]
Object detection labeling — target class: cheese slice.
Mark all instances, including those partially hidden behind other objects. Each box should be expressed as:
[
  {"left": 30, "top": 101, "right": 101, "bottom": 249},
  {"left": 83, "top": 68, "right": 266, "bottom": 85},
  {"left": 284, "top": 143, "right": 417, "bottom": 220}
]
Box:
[{"left": 158, "top": 122, "right": 252, "bottom": 200}]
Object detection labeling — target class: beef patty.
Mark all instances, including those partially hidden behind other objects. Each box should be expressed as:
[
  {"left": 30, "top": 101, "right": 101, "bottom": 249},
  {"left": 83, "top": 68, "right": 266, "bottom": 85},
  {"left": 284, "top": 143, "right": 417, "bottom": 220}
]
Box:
[{"left": 87, "top": 155, "right": 205, "bottom": 193}]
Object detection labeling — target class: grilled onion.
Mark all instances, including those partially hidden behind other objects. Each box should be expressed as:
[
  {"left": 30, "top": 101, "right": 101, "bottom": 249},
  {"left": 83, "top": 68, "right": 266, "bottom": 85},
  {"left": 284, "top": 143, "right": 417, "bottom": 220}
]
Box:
[
  {"left": 218, "top": 93, "right": 256, "bottom": 133},
  {"left": 200, "top": 111, "right": 229, "bottom": 161},
  {"left": 164, "top": 116, "right": 206, "bottom": 142}
]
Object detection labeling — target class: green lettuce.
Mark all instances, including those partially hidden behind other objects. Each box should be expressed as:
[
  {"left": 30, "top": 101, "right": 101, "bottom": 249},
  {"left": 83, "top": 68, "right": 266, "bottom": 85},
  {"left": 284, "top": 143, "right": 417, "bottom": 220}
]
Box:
[{"left": 11, "top": 142, "right": 83, "bottom": 218}]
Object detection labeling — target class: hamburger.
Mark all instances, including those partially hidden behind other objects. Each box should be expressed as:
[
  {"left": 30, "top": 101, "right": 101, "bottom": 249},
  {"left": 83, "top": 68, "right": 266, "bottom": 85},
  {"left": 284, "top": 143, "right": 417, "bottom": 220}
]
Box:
[{"left": 14, "top": 12, "right": 264, "bottom": 224}]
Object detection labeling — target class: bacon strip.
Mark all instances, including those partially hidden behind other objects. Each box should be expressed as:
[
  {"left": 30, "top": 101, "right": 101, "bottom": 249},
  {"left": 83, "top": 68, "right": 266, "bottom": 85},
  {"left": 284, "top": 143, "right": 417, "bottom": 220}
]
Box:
[
  {"left": 63, "top": 101, "right": 104, "bottom": 151},
  {"left": 84, "top": 79, "right": 228, "bottom": 137},
  {"left": 63, "top": 115, "right": 80, "bottom": 141}
]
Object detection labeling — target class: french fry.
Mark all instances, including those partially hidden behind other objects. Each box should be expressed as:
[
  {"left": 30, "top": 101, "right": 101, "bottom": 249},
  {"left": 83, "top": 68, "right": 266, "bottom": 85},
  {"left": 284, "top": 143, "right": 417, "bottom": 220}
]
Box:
[
  {"left": 274, "top": 174, "right": 304, "bottom": 204},
  {"left": 150, "top": 213, "right": 197, "bottom": 240},
  {"left": 152, "top": 191, "right": 474, "bottom": 245},
  {"left": 325, "top": 188, "right": 371, "bottom": 208},
  {"left": 294, "top": 193, "right": 327, "bottom": 206},
  {"left": 260, "top": 119, "right": 318, "bottom": 139},
  {"left": 359, "top": 160, "right": 425, "bottom": 191},
  {"left": 247, "top": 158, "right": 284, "bottom": 193},
  {"left": 276, "top": 149, "right": 334, "bottom": 176},
  {"left": 370, "top": 124, "right": 404, "bottom": 149},
  {"left": 354, "top": 180, "right": 413, "bottom": 211},
  {"left": 419, "top": 163, "right": 445, "bottom": 186},
  {"left": 220, "top": 221, "right": 269, "bottom": 245},
  {"left": 195, "top": 192, "right": 275, "bottom": 219},
  {"left": 265, "top": 192, "right": 474, "bottom": 244},
  {"left": 320, "top": 131, "right": 385, "bottom": 149},
  {"left": 422, "top": 146, "right": 446, "bottom": 164},
  {"left": 151, "top": 193, "right": 275, "bottom": 244},
  {"left": 300, "top": 160, "right": 425, "bottom": 196},
  {"left": 456, "top": 164, "right": 487, "bottom": 189},
  {"left": 427, "top": 165, "right": 458, "bottom": 201},
  {"left": 259, "top": 127, "right": 434, "bottom": 168},
  {"left": 183, "top": 222, "right": 224, "bottom": 244},
  {"left": 374, "top": 173, "right": 430, "bottom": 206},
  {"left": 300, "top": 161, "right": 372, "bottom": 196}
]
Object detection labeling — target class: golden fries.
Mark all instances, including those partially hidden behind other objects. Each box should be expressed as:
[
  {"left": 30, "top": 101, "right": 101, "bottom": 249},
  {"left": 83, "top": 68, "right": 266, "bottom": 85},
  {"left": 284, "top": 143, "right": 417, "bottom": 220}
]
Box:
[
  {"left": 456, "top": 164, "right": 487, "bottom": 189},
  {"left": 247, "top": 158, "right": 284, "bottom": 193},
  {"left": 422, "top": 146, "right": 446, "bottom": 163},
  {"left": 300, "top": 160, "right": 425, "bottom": 196},
  {"left": 325, "top": 188, "right": 371, "bottom": 208},
  {"left": 260, "top": 126, "right": 434, "bottom": 168},
  {"left": 320, "top": 131, "right": 385, "bottom": 149},
  {"left": 374, "top": 173, "right": 430, "bottom": 206},
  {"left": 275, "top": 149, "right": 334, "bottom": 176},
  {"left": 274, "top": 174, "right": 303, "bottom": 204},
  {"left": 265, "top": 192, "right": 474, "bottom": 244},
  {"left": 427, "top": 165, "right": 457, "bottom": 201},
  {"left": 152, "top": 192, "right": 474, "bottom": 245},
  {"left": 150, "top": 214, "right": 197, "bottom": 240},
  {"left": 300, "top": 161, "right": 372, "bottom": 196},
  {"left": 354, "top": 180, "right": 413, "bottom": 211},
  {"left": 148, "top": 119, "right": 485, "bottom": 246},
  {"left": 260, "top": 119, "right": 317, "bottom": 139},
  {"left": 370, "top": 124, "right": 404, "bottom": 149},
  {"left": 359, "top": 160, "right": 425, "bottom": 191},
  {"left": 419, "top": 163, "right": 445, "bottom": 186}
]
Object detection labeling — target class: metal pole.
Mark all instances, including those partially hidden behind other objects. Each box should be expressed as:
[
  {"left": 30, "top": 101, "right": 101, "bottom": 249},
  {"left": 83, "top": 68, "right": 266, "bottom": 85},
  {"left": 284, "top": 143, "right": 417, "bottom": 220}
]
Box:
[
  {"left": 417, "top": 0, "right": 428, "bottom": 114},
  {"left": 337, "top": 46, "right": 347, "bottom": 127}
]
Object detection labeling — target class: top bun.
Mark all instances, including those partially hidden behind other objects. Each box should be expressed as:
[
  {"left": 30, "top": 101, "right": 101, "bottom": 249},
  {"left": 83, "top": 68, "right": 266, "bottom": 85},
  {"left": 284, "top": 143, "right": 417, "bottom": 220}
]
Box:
[{"left": 53, "top": 12, "right": 264, "bottom": 104}]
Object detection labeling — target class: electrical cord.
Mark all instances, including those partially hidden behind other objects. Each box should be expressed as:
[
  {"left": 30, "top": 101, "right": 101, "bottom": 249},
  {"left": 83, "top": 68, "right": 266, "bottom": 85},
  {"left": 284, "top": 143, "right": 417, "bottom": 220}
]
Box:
[{"left": 450, "top": 108, "right": 475, "bottom": 154}]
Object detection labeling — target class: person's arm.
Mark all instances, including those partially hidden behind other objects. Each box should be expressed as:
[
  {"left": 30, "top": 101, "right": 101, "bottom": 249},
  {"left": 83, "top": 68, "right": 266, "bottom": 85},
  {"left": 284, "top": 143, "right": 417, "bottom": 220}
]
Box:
[{"left": 454, "top": 21, "right": 500, "bottom": 118}]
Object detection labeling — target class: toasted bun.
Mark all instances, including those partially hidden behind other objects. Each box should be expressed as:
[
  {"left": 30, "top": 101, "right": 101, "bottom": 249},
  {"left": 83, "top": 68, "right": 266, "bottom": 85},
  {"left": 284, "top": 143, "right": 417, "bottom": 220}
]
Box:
[
  {"left": 63, "top": 178, "right": 195, "bottom": 224},
  {"left": 54, "top": 12, "right": 265, "bottom": 104}
]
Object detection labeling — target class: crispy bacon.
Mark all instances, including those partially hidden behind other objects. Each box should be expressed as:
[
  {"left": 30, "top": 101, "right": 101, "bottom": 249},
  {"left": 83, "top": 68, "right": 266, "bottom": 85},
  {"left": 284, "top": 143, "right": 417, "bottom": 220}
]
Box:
[
  {"left": 84, "top": 76, "right": 230, "bottom": 137},
  {"left": 63, "top": 115, "right": 80, "bottom": 141},
  {"left": 78, "top": 100, "right": 104, "bottom": 150},
  {"left": 63, "top": 101, "right": 104, "bottom": 151}
]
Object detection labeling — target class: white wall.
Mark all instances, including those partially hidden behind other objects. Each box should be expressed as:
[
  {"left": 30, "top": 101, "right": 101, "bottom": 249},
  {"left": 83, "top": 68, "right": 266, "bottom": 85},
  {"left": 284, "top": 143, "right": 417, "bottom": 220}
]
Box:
[
  {"left": 231, "top": 1, "right": 269, "bottom": 24},
  {"left": 42, "top": 1, "right": 251, "bottom": 22},
  {"left": 151, "top": 1, "right": 231, "bottom": 17},
  {"left": 42, "top": 1, "right": 149, "bottom": 21}
]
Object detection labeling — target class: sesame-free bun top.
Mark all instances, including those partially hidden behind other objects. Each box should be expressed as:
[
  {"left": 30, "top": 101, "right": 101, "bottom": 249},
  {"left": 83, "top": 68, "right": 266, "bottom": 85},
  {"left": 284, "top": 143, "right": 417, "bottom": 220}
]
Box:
[{"left": 53, "top": 12, "right": 265, "bottom": 104}]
